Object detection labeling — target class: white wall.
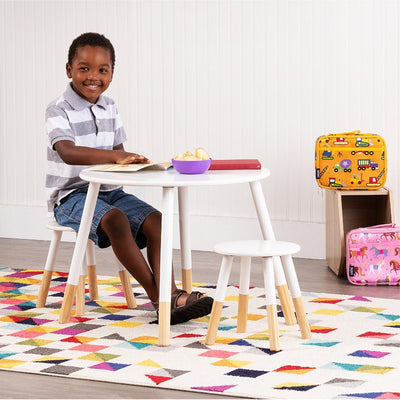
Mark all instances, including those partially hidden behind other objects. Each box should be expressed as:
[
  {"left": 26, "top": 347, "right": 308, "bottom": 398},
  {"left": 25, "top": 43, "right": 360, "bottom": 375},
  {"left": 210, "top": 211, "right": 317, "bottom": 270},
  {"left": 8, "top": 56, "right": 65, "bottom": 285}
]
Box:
[{"left": 1, "top": 0, "right": 400, "bottom": 259}]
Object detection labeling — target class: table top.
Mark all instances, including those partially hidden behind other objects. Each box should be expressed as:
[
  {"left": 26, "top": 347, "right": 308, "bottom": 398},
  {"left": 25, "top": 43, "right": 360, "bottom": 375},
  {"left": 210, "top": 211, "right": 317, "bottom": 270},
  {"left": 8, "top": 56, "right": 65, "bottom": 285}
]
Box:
[{"left": 80, "top": 167, "right": 270, "bottom": 187}]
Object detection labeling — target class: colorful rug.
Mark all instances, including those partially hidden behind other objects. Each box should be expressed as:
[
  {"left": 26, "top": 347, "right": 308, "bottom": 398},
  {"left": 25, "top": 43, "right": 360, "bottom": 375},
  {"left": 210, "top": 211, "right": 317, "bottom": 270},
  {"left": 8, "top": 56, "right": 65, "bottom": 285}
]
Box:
[{"left": 0, "top": 267, "right": 400, "bottom": 399}]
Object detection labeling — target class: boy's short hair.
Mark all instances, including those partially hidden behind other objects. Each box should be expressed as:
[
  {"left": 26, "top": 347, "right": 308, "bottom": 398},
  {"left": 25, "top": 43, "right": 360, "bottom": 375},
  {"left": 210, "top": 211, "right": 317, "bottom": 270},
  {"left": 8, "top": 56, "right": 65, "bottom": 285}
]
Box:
[{"left": 68, "top": 32, "right": 116, "bottom": 70}]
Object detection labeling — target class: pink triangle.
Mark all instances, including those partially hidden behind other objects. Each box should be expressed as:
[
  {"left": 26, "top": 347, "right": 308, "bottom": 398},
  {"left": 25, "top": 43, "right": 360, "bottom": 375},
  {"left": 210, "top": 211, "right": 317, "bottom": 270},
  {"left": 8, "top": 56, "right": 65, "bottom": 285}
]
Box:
[
  {"left": 191, "top": 385, "right": 236, "bottom": 393},
  {"left": 377, "top": 393, "right": 400, "bottom": 399},
  {"left": 348, "top": 296, "right": 372, "bottom": 302}
]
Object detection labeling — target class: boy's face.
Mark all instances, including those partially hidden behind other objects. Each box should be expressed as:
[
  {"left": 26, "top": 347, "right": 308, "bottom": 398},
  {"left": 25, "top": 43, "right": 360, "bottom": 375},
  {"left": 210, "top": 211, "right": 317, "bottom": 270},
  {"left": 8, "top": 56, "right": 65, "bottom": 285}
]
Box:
[{"left": 66, "top": 45, "right": 113, "bottom": 104}]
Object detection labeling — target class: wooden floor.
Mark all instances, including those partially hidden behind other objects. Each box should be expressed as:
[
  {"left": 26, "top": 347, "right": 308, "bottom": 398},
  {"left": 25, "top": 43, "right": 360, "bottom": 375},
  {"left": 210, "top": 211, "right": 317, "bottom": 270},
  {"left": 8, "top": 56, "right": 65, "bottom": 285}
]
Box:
[{"left": 0, "top": 238, "right": 399, "bottom": 399}]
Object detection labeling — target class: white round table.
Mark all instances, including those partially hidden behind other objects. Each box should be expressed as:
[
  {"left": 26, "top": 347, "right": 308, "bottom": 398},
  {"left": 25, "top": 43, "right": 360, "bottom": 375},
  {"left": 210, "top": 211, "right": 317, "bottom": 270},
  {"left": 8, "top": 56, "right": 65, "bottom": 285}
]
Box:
[{"left": 58, "top": 167, "right": 292, "bottom": 346}]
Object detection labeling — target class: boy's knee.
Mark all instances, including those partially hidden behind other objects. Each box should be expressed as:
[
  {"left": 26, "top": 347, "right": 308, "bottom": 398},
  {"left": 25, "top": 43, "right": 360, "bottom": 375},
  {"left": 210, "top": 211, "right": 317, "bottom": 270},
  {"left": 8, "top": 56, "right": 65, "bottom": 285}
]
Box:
[
  {"left": 100, "top": 208, "right": 129, "bottom": 233},
  {"left": 141, "top": 211, "right": 162, "bottom": 238}
]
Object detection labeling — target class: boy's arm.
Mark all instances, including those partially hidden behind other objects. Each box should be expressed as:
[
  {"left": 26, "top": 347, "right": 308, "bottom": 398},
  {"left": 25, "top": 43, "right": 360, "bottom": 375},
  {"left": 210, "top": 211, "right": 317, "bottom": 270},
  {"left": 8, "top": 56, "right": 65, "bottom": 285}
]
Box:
[{"left": 54, "top": 140, "right": 150, "bottom": 165}]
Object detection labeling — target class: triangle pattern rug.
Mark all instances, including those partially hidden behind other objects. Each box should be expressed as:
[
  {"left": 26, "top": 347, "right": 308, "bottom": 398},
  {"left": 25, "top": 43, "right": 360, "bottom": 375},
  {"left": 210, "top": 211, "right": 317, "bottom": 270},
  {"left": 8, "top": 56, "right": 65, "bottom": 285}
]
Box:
[{"left": 0, "top": 266, "right": 400, "bottom": 399}]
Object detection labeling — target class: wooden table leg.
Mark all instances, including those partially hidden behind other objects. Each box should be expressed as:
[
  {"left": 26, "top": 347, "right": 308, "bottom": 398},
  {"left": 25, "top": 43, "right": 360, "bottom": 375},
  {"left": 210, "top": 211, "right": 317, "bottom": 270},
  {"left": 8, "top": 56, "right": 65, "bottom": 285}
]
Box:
[
  {"left": 59, "top": 182, "right": 100, "bottom": 324},
  {"left": 158, "top": 186, "right": 175, "bottom": 346}
]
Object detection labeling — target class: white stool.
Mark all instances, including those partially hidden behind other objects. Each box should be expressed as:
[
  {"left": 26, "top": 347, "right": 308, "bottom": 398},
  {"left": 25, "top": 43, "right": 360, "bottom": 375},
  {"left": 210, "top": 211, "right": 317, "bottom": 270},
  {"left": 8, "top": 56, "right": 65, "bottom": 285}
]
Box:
[
  {"left": 37, "top": 221, "right": 136, "bottom": 315},
  {"left": 205, "top": 240, "right": 311, "bottom": 351}
]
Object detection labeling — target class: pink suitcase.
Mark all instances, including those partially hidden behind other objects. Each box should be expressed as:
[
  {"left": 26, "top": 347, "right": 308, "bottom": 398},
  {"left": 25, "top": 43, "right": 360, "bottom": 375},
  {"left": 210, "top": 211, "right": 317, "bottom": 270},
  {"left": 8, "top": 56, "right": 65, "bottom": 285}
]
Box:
[{"left": 346, "top": 224, "right": 400, "bottom": 285}]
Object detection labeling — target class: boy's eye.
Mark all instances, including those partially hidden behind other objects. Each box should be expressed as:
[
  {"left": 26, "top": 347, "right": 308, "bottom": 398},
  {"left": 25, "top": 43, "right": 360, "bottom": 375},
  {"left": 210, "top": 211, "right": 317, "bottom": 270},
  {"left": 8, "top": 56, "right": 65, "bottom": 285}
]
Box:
[
  {"left": 100, "top": 68, "right": 108, "bottom": 73},
  {"left": 79, "top": 67, "right": 89, "bottom": 71}
]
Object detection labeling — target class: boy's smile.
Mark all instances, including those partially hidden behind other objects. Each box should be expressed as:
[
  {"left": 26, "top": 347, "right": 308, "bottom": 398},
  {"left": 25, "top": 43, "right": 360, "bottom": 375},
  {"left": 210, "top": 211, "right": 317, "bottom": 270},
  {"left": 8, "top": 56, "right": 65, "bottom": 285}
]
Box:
[{"left": 66, "top": 45, "right": 113, "bottom": 104}]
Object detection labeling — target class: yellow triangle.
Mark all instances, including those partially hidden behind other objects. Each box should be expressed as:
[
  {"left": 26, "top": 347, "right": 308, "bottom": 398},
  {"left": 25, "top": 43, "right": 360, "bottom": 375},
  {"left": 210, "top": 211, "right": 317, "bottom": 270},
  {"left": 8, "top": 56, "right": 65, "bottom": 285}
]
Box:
[
  {"left": 212, "top": 359, "right": 252, "bottom": 368},
  {"left": 0, "top": 316, "right": 17, "bottom": 322},
  {"left": 35, "top": 356, "right": 68, "bottom": 362},
  {"left": 26, "top": 326, "right": 59, "bottom": 333},
  {"left": 0, "top": 359, "right": 26, "bottom": 369},
  {"left": 245, "top": 333, "right": 269, "bottom": 340},
  {"left": 14, "top": 295, "right": 37, "bottom": 301},
  {"left": 225, "top": 295, "right": 239, "bottom": 301},
  {"left": 0, "top": 277, "right": 40, "bottom": 284},
  {"left": 136, "top": 359, "right": 162, "bottom": 368},
  {"left": 130, "top": 336, "right": 158, "bottom": 344},
  {"left": 275, "top": 381, "right": 313, "bottom": 389},
  {"left": 313, "top": 309, "right": 346, "bottom": 316},
  {"left": 213, "top": 337, "right": 238, "bottom": 344},
  {"left": 110, "top": 321, "right": 145, "bottom": 328}
]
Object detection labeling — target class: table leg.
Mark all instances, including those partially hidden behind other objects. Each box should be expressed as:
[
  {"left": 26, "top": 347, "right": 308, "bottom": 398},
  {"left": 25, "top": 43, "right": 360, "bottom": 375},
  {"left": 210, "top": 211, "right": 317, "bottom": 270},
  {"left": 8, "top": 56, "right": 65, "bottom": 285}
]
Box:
[
  {"left": 178, "top": 187, "right": 192, "bottom": 293},
  {"left": 158, "top": 186, "right": 175, "bottom": 346},
  {"left": 249, "top": 181, "right": 296, "bottom": 325},
  {"left": 59, "top": 182, "right": 100, "bottom": 324}
]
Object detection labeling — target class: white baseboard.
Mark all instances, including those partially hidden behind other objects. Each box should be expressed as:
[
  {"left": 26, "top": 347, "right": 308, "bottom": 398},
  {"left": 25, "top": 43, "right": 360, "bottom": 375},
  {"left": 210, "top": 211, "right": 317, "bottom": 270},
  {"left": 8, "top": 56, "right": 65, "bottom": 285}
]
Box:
[{"left": 0, "top": 205, "right": 325, "bottom": 259}]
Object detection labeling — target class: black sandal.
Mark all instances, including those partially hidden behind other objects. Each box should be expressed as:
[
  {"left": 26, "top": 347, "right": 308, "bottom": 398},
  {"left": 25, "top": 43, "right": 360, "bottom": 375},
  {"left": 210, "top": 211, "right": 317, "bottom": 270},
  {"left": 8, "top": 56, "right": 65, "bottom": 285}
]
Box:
[{"left": 170, "top": 289, "right": 213, "bottom": 325}]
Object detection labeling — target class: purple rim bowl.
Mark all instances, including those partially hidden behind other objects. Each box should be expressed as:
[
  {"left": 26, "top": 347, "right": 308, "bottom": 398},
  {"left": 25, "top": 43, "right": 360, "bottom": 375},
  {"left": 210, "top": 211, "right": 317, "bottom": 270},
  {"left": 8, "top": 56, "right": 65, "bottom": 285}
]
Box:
[{"left": 171, "top": 158, "right": 212, "bottom": 174}]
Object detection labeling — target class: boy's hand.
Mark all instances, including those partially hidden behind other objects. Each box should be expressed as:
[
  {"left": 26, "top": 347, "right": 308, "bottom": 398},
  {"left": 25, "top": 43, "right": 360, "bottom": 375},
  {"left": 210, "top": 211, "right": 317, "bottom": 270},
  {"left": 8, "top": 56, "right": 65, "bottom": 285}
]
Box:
[{"left": 114, "top": 151, "right": 150, "bottom": 165}]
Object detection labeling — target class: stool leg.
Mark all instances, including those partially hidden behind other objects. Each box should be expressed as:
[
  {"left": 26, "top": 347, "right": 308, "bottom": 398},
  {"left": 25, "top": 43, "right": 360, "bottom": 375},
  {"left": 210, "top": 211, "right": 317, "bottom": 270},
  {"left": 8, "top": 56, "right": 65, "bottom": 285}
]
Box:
[
  {"left": 85, "top": 240, "right": 99, "bottom": 301},
  {"left": 205, "top": 255, "right": 233, "bottom": 345},
  {"left": 263, "top": 257, "right": 280, "bottom": 351},
  {"left": 37, "top": 230, "right": 63, "bottom": 308},
  {"left": 115, "top": 255, "right": 137, "bottom": 309},
  {"left": 282, "top": 255, "right": 311, "bottom": 339},
  {"left": 273, "top": 256, "right": 296, "bottom": 326},
  {"left": 237, "top": 256, "right": 251, "bottom": 333}
]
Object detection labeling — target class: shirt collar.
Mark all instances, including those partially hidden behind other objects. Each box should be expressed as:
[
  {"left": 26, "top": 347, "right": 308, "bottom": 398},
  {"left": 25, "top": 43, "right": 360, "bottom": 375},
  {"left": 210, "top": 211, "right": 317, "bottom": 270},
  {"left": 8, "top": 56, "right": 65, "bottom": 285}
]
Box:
[{"left": 64, "top": 83, "right": 107, "bottom": 110}]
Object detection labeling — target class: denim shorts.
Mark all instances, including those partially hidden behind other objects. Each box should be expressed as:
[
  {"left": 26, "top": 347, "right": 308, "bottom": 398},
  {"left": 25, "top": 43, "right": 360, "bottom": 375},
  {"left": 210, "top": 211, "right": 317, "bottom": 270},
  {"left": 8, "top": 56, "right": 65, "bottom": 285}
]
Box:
[{"left": 54, "top": 188, "right": 158, "bottom": 249}]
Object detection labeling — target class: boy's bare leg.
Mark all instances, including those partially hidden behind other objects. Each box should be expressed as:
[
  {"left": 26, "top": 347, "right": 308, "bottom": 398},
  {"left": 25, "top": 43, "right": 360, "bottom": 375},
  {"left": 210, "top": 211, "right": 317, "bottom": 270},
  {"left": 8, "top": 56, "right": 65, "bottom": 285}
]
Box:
[
  {"left": 100, "top": 209, "right": 208, "bottom": 310},
  {"left": 99, "top": 208, "right": 160, "bottom": 304}
]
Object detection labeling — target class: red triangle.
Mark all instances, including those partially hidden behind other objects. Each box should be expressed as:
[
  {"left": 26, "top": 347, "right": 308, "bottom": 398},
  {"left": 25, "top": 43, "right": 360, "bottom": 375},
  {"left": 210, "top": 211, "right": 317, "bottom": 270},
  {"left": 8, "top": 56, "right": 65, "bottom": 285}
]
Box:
[
  {"left": 61, "top": 336, "right": 82, "bottom": 343},
  {"left": 173, "top": 333, "right": 203, "bottom": 338},
  {"left": 145, "top": 374, "right": 173, "bottom": 385},
  {"left": 8, "top": 316, "right": 28, "bottom": 322}
]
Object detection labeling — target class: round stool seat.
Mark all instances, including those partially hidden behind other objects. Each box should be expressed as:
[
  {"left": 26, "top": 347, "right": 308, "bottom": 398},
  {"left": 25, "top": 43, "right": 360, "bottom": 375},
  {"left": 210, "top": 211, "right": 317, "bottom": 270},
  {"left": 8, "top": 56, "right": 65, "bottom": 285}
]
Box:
[
  {"left": 46, "top": 220, "right": 75, "bottom": 232},
  {"left": 214, "top": 240, "right": 300, "bottom": 258}
]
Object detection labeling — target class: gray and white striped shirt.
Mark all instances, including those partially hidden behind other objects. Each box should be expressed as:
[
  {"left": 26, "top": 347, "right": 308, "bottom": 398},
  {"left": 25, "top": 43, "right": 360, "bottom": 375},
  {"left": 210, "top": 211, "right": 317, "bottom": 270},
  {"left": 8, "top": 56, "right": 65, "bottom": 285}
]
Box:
[{"left": 45, "top": 83, "right": 127, "bottom": 212}]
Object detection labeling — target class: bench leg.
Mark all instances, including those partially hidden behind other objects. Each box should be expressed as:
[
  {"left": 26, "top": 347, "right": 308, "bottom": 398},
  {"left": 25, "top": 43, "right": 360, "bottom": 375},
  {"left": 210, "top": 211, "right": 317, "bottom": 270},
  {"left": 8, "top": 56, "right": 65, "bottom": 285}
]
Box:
[
  {"left": 237, "top": 256, "right": 251, "bottom": 333},
  {"left": 282, "top": 255, "right": 311, "bottom": 339},
  {"left": 37, "top": 230, "right": 63, "bottom": 308},
  {"left": 263, "top": 257, "right": 280, "bottom": 351},
  {"left": 205, "top": 255, "right": 233, "bottom": 345}
]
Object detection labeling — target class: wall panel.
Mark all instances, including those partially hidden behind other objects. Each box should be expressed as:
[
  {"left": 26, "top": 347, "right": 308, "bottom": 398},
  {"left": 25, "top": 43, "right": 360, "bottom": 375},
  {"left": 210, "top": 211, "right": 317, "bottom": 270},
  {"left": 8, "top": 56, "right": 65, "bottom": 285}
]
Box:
[{"left": 1, "top": 0, "right": 400, "bottom": 259}]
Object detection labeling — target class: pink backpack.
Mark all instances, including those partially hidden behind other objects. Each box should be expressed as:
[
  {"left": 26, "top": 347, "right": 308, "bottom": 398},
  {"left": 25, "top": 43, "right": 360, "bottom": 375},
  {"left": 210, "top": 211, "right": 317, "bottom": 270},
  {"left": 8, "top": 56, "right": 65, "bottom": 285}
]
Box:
[{"left": 346, "top": 224, "right": 400, "bottom": 285}]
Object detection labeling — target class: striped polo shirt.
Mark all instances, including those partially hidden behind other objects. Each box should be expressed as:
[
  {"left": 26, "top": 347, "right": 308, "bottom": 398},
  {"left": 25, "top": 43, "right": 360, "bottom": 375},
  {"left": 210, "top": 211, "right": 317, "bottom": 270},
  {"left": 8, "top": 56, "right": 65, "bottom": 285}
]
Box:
[{"left": 45, "top": 83, "right": 127, "bottom": 212}]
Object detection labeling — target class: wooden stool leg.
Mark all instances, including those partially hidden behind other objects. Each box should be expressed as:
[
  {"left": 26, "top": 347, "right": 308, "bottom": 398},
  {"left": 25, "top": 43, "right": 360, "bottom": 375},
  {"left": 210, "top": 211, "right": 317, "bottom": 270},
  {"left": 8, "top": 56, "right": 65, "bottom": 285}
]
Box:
[
  {"left": 282, "top": 255, "right": 311, "bottom": 339},
  {"left": 59, "top": 283, "right": 77, "bottom": 323},
  {"left": 263, "top": 257, "right": 280, "bottom": 351},
  {"left": 114, "top": 254, "right": 136, "bottom": 308},
  {"left": 86, "top": 240, "right": 99, "bottom": 300},
  {"left": 119, "top": 269, "right": 137, "bottom": 308},
  {"left": 237, "top": 256, "right": 251, "bottom": 333},
  {"left": 205, "top": 255, "right": 233, "bottom": 345},
  {"left": 37, "top": 230, "right": 62, "bottom": 308},
  {"left": 273, "top": 255, "right": 296, "bottom": 325}
]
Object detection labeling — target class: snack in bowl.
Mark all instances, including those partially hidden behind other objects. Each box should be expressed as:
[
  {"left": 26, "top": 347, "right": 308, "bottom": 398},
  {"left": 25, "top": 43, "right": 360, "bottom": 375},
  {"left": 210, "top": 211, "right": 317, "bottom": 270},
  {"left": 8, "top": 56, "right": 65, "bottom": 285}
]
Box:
[{"left": 172, "top": 147, "right": 211, "bottom": 174}]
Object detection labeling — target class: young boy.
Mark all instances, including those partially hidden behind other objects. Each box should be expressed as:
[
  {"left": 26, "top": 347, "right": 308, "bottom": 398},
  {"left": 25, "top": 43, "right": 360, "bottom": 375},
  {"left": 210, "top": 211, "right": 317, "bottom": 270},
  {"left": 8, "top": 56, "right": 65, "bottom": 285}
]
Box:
[{"left": 46, "top": 32, "right": 213, "bottom": 324}]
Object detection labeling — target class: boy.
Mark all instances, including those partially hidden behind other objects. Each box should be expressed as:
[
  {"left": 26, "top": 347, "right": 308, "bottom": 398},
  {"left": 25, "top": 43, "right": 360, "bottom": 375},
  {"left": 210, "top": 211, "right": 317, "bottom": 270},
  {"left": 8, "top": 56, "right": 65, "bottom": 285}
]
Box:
[{"left": 46, "top": 32, "right": 213, "bottom": 324}]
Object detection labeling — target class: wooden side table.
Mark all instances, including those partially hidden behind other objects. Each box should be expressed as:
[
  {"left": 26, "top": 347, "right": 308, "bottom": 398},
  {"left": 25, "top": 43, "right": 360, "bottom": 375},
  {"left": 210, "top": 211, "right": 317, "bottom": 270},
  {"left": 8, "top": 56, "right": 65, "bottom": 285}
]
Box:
[{"left": 325, "top": 188, "right": 394, "bottom": 276}]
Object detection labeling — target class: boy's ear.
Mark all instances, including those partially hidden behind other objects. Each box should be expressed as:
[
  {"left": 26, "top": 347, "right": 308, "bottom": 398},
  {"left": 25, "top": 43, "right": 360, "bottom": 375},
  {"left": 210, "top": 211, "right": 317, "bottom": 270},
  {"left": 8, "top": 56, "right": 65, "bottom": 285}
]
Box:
[{"left": 66, "top": 63, "right": 72, "bottom": 78}]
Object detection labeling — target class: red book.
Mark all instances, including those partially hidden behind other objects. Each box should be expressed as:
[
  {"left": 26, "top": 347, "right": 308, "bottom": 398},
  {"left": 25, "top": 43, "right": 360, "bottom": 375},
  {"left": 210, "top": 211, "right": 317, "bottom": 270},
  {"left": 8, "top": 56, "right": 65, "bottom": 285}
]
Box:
[{"left": 209, "top": 159, "right": 262, "bottom": 170}]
